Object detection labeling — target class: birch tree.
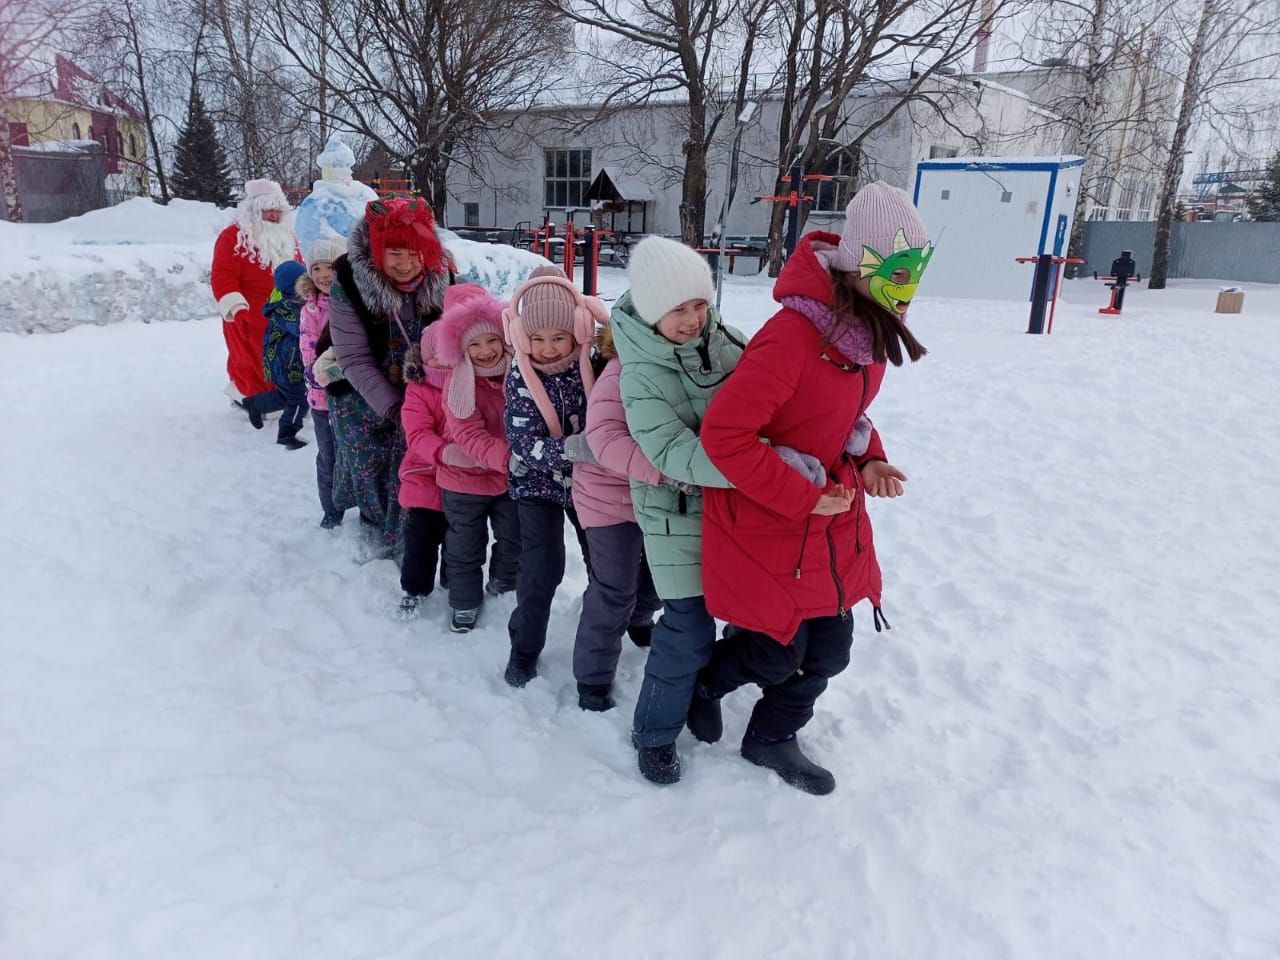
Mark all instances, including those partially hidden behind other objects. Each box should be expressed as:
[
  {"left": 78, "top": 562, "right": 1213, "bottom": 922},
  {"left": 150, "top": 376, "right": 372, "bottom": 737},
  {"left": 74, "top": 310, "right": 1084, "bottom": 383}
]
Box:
[{"left": 1149, "top": 0, "right": 1280, "bottom": 288}]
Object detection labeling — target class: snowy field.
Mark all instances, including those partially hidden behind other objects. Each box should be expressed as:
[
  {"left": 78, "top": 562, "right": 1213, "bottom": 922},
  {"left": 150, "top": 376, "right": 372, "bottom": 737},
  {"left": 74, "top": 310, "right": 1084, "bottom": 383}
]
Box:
[{"left": 2, "top": 227, "right": 1280, "bottom": 959}]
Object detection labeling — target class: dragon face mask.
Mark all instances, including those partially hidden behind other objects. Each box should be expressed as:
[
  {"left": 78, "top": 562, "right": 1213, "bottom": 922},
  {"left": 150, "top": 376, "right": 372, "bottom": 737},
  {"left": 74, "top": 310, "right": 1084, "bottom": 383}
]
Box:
[{"left": 859, "top": 229, "right": 934, "bottom": 316}]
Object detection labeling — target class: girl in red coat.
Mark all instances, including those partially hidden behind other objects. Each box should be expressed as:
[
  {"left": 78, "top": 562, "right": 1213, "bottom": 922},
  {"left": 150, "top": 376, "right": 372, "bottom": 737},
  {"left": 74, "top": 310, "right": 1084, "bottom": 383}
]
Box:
[{"left": 694, "top": 182, "right": 933, "bottom": 795}]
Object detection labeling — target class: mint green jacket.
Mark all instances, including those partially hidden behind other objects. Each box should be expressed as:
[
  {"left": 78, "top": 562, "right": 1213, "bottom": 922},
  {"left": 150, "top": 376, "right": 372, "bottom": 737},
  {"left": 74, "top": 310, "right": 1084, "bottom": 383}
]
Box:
[{"left": 611, "top": 292, "right": 745, "bottom": 599}]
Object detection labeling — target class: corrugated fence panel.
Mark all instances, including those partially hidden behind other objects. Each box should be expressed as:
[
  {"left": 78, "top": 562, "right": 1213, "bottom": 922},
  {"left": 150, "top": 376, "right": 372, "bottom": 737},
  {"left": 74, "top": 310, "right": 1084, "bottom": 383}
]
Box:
[{"left": 1081, "top": 221, "right": 1280, "bottom": 283}]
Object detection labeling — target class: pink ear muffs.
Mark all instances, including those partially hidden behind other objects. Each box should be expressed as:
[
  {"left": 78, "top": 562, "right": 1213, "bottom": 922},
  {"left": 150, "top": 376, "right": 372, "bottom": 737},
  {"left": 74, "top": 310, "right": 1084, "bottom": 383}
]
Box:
[{"left": 502, "top": 274, "right": 605, "bottom": 438}]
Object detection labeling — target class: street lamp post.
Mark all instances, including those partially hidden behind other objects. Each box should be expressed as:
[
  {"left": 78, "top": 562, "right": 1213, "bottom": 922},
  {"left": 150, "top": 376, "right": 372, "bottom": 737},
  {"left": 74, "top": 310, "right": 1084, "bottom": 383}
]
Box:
[{"left": 714, "top": 101, "right": 759, "bottom": 310}]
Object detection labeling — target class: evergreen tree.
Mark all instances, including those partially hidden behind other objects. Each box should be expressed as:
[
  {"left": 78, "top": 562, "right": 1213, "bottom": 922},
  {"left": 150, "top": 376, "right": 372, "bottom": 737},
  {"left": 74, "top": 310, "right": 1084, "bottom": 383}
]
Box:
[
  {"left": 171, "top": 87, "right": 234, "bottom": 206},
  {"left": 1246, "top": 151, "right": 1280, "bottom": 222}
]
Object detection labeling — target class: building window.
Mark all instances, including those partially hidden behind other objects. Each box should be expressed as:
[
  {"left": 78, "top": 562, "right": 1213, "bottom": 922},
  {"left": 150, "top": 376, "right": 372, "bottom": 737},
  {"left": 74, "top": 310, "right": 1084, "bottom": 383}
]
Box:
[
  {"left": 130, "top": 133, "right": 139, "bottom": 157},
  {"left": 87, "top": 124, "right": 95, "bottom": 142},
  {"left": 1089, "top": 205, "right": 1110, "bottom": 221},
  {"left": 808, "top": 149, "right": 859, "bottom": 212},
  {"left": 929, "top": 145, "right": 959, "bottom": 159},
  {"left": 464, "top": 202, "right": 480, "bottom": 227},
  {"left": 73, "top": 122, "right": 82, "bottom": 139},
  {"left": 1115, "top": 178, "right": 1135, "bottom": 221},
  {"left": 544, "top": 148, "right": 592, "bottom": 208},
  {"left": 1136, "top": 183, "right": 1155, "bottom": 220}
]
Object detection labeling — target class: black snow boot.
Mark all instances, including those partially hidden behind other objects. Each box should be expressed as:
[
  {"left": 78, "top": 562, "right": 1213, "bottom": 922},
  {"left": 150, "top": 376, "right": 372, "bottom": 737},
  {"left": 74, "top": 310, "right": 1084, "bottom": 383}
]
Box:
[
  {"left": 740, "top": 731, "right": 835, "bottom": 796},
  {"left": 636, "top": 742, "right": 681, "bottom": 785},
  {"left": 278, "top": 425, "right": 308, "bottom": 450},
  {"left": 244, "top": 396, "right": 264, "bottom": 430},
  {"left": 485, "top": 578, "right": 515, "bottom": 597},
  {"left": 577, "top": 683, "right": 615, "bottom": 712},
  {"left": 686, "top": 683, "right": 723, "bottom": 744},
  {"left": 504, "top": 650, "right": 538, "bottom": 688},
  {"left": 626, "top": 623, "right": 653, "bottom": 648}
]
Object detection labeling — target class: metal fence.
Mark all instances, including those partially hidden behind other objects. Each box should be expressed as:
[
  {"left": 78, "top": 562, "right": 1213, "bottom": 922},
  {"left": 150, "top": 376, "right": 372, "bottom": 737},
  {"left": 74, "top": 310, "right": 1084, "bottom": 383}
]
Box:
[
  {"left": 1080, "top": 220, "right": 1280, "bottom": 284},
  {"left": 7, "top": 145, "right": 107, "bottom": 223}
]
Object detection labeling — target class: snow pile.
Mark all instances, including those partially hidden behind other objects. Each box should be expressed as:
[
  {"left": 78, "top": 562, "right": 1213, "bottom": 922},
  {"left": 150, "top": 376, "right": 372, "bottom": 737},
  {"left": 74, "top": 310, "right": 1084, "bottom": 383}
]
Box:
[
  {"left": 0, "top": 198, "right": 229, "bottom": 334},
  {"left": 442, "top": 228, "right": 550, "bottom": 296},
  {"left": 0, "top": 198, "right": 549, "bottom": 333},
  {"left": 1, "top": 272, "right": 1278, "bottom": 959}
]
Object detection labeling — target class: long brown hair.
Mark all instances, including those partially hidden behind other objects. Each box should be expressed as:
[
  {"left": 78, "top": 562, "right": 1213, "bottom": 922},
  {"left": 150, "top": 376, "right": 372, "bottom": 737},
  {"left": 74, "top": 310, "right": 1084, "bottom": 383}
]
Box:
[{"left": 830, "top": 269, "right": 928, "bottom": 366}]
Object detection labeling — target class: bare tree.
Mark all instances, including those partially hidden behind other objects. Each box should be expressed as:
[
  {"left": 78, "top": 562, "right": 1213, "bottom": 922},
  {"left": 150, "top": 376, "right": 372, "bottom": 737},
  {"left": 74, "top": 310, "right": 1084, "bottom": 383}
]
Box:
[
  {"left": 545, "top": 0, "right": 778, "bottom": 246},
  {"left": 1149, "top": 0, "right": 1280, "bottom": 288},
  {"left": 992, "top": 0, "right": 1178, "bottom": 273},
  {"left": 759, "top": 0, "right": 991, "bottom": 274},
  {"left": 265, "top": 0, "right": 563, "bottom": 220},
  {"left": 77, "top": 0, "right": 178, "bottom": 200},
  {"left": 0, "top": 0, "right": 90, "bottom": 221}
]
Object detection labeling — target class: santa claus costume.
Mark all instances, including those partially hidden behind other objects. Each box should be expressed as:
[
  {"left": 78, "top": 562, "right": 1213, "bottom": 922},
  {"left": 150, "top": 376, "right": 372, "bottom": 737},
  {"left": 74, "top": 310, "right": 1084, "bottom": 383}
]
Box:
[{"left": 210, "top": 179, "right": 300, "bottom": 408}]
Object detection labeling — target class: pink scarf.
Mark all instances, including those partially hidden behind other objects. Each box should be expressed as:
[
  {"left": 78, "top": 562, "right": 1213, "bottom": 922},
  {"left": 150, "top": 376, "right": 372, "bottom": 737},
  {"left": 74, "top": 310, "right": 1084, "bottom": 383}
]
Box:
[{"left": 781, "top": 295, "right": 874, "bottom": 366}]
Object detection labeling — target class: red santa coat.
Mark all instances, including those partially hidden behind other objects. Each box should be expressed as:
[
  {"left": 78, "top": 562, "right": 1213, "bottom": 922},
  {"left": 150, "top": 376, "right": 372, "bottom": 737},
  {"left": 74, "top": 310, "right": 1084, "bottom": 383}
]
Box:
[
  {"left": 700, "top": 234, "right": 889, "bottom": 643},
  {"left": 210, "top": 223, "right": 278, "bottom": 396}
]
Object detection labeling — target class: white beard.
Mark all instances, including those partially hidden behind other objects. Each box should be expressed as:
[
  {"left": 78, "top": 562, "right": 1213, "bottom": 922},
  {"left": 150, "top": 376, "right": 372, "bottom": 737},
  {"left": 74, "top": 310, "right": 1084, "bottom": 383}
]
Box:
[{"left": 234, "top": 209, "right": 297, "bottom": 269}]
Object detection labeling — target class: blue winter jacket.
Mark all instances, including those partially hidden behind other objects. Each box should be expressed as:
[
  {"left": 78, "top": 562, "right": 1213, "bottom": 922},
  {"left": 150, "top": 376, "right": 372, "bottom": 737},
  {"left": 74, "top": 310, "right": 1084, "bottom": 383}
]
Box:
[
  {"left": 503, "top": 360, "right": 588, "bottom": 507},
  {"left": 262, "top": 291, "right": 305, "bottom": 387}
]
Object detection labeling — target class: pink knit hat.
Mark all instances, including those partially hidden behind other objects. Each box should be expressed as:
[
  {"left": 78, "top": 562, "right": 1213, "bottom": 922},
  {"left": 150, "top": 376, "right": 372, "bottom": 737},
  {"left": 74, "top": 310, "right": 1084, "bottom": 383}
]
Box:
[
  {"left": 244, "top": 178, "right": 286, "bottom": 206},
  {"left": 502, "top": 266, "right": 607, "bottom": 438},
  {"left": 436, "top": 283, "right": 510, "bottom": 418},
  {"left": 829, "top": 181, "right": 929, "bottom": 273},
  {"left": 405, "top": 321, "right": 449, "bottom": 387}
]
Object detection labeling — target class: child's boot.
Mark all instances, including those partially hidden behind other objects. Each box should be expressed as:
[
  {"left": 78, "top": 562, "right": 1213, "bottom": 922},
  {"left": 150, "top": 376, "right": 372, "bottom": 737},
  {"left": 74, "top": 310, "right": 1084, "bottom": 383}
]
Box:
[
  {"left": 626, "top": 622, "right": 653, "bottom": 648},
  {"left": 396, "top": 592, "right": 423, "bottom": 621},
  {"left": 686, "top": 683, "right": 723, "bottom": 743},
  {"left": 449, "top": 608, "right": 479, "bottom": 633},
  {"left": 740, "top": 730, "right": 835, "bottom": 796},
  {"left": 503, "top": 650, "right": 538, "bottom": 687},
  {"left": 635, "top": 742, "right": 681, "bottom": 785},
  {"left": 278, "top": 424, "right": 308, "bottom": 450},
  {"left": 577, "top": 683, "right": 615, "bottom": 712}
]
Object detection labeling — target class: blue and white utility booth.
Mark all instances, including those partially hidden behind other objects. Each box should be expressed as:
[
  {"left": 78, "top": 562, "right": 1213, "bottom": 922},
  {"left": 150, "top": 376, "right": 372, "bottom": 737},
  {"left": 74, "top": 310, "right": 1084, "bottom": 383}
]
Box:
[{"left": 912, "top": 155, "right": 1084, "bottom": 300}]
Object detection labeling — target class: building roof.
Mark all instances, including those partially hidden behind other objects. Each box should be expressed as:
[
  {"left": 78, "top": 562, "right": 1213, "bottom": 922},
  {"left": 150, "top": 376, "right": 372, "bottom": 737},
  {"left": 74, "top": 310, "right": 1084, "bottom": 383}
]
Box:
[
  {"left": 585, "top": 167, "right": 652, "bottom": 203},
  {"left": 5, "top": 55, "right": 142, "bottom": 122}
]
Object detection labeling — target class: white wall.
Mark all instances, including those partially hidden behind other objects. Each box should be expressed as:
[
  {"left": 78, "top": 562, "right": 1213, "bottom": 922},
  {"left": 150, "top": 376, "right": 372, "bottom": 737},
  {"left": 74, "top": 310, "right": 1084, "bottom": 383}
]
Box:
[{"left": 913, "top": 161, "right": 1081, "bottom": 300}]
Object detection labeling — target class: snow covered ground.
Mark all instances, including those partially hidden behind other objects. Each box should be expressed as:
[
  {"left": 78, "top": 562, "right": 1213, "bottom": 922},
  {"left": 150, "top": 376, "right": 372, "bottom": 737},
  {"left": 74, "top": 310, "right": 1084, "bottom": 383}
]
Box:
[{"left": 2, "top": 258, "right": 1279, "bottom": 959}]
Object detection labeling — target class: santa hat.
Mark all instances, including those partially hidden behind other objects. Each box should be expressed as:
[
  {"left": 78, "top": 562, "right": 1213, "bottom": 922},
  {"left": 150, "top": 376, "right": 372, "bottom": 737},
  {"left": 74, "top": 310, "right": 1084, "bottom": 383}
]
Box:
[
  {"left": 502, "top": 265, "right": 607, "bottom": 438},
  {"left": 364, "top": 197, "right": 448, "bottom": 277},
  {"left": 627, "top": 236, "right": 715, "bottom": 325},
  {"left": 305, "top": 236, "right": 347, "bottom": 271},
  {"left": 436, "top": 283, "right": 510, "bottom": 419},
  {"left": 243, "top": 178, "right": 288, "bottom": 209},
  {"left": 829, "top": 181, "right": 929, "bottom": 273}
]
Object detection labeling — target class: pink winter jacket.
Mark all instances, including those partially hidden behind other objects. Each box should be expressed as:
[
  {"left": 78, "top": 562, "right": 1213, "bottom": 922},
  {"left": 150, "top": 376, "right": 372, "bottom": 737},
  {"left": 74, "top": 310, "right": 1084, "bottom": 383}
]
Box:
[
  {"left": 398, "top": 368, "right": 449, "bottom": 511},
  {"left": 440, "top": 374, "right": 510, "bottom": 497},
  {"left": 299, "top": 291, "right": 331, "bottom": 412},
  {"left": 572, "top": 358, "right": 661, "bottom": 528}
]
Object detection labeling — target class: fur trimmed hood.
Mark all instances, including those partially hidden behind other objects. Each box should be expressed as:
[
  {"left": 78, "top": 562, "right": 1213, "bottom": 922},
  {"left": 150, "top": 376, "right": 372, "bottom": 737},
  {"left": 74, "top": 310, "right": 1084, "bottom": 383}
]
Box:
[{"left": 343, "top": 214, "right": 451, "bottom": 322}]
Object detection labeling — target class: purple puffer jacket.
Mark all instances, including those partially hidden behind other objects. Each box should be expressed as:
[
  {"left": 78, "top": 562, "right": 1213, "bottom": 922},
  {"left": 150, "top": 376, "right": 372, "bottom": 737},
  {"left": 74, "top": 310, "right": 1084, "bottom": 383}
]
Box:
[{"left": 572, "top": 358, "right": 660, "bottom": 528}]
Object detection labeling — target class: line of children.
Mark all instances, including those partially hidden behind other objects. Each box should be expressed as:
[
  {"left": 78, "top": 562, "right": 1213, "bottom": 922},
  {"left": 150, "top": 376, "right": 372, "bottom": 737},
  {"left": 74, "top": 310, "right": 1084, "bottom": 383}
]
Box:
[{"left": 280, "top": 183, "right": 928, "bottom": 797}]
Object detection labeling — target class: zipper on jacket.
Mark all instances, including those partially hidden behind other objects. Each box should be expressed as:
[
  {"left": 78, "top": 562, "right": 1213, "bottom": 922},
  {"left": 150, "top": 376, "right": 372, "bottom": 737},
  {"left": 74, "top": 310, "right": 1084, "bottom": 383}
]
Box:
[
  {"left": 826, "top": 526, "right": 848, "bottom": 619},
  {"left": 793, "top": 516, "right": 812, "bottom": 579},
  {"left": 852, "top": 367, "right": 869, "bottom": 555},
  {"left": 678, "top": 491, "right": 688, "bottom": 515}
]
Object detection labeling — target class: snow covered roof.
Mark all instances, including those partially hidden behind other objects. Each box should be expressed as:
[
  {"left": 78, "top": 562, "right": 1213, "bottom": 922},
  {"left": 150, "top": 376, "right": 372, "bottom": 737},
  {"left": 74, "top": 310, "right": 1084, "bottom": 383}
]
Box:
[{"left": 14, "top": 139, "right": 104, "bottom": 154}]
